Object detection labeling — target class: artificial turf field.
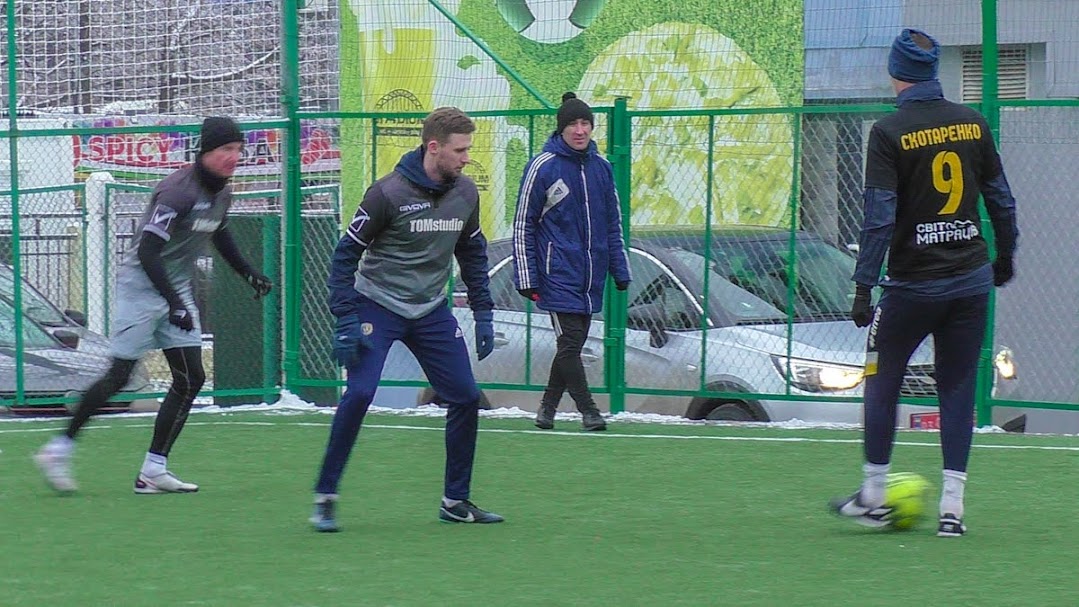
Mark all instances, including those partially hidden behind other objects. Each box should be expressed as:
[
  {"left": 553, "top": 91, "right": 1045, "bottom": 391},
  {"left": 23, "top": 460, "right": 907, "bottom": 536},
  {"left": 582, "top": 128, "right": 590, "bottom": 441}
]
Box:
[{"left": 1, "top": 409, "right": 1077, "bottom": 606}]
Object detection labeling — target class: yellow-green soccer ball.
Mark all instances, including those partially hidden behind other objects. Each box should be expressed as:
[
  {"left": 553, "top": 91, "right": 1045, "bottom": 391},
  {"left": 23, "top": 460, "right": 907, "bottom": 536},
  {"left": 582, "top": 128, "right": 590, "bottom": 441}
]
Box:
[{"left": 885, "top": 472, "right": 931, "bottom": 530}]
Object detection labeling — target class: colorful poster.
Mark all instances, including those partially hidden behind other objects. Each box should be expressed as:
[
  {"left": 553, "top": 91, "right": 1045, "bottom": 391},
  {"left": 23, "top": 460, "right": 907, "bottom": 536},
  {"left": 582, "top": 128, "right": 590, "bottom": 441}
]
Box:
[
  {"left": 339, "top": 0, "right": 803, "bottom": 235},
  {"left": 70, "top": 116, "right": 339, "bottom": 187}
]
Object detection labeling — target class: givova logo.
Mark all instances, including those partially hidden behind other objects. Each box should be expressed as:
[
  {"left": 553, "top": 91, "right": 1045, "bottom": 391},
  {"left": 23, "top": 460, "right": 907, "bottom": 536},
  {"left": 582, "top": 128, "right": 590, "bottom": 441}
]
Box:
[
  {"left": 399, "top": 201, "right": 433, "bottom": 213},
  {"left": 410, "top": 218, "right": 464, "bottom": 233}
]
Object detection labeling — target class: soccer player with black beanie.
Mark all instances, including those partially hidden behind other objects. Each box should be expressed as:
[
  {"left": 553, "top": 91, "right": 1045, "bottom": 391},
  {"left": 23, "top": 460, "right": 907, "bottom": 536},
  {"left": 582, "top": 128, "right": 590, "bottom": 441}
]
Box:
[
  {"left": 35, "top": 117, "right": 272, "bottom": 495},
  {"left": 831, "top": 29, "right": 1018, "bottom": 537}
]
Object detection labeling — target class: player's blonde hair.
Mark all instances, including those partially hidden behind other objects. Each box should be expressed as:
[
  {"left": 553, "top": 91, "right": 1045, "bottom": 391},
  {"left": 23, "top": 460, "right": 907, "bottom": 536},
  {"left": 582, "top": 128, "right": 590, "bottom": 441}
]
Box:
[{"left": 421, "top": 107, "right": 475, "bottom": 145}]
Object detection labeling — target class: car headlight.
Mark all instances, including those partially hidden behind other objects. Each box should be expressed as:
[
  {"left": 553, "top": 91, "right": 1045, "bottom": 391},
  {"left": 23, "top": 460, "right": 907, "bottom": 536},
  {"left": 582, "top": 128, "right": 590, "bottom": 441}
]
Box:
[
  {"left": 994, "top": 347, "right": 1016, "bottom": 380},
  {"left": 771, "top": 355, "right": 865, "bottom": 392}
]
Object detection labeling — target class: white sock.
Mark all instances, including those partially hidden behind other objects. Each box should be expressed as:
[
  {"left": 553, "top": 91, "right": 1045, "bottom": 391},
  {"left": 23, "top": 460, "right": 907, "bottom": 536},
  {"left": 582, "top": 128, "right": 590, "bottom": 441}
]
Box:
[
  {"left": 442, "top": 497, "right": 461, "bottom": 508},
  {"left": 940, "top": 469, "right": 967, "bottom": 518},
  {"left": 46, "top": 435, "right": 75, "bottom": 457},
  {"left": 861, "top": 462, "right": 891, "bottom": 507},
  {"left": 314, "top": 493, "right": 338, "bottom": 504},
  {"left": 141, "top": 452, "right": 167, "bottom": 477}
]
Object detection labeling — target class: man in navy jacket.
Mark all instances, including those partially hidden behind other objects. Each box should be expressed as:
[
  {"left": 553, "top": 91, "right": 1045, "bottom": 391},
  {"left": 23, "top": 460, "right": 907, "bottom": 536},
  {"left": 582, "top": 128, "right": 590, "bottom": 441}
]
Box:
[{"left": 512, "top": 92, "right": 631, "bottom": 431}]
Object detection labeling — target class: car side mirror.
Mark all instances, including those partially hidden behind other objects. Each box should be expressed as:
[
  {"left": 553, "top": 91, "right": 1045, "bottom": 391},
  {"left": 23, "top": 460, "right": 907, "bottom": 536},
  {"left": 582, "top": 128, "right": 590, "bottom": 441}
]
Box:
[
  {"left": 64, "top": 309, "right": 88, "bottom": 327},
  {"left": 54, "top": 329, "right": 81, "bottom": 349},
  {"left": 626, "top": 303, "right": 669, "bottom": 349}
]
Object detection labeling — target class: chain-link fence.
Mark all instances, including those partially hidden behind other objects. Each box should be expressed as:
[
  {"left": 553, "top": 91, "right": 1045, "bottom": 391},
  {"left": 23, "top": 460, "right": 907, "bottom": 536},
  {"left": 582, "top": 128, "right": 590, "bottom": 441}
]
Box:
[{"left": 3, "top": 0, "right": 1077, "bottom": 431}]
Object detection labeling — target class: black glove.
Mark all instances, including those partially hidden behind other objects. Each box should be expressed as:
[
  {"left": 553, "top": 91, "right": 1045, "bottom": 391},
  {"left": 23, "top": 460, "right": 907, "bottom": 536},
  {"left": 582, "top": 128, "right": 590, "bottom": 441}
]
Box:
[
  {"left": 992, "top": 256, "right": 1014, "bottom": 287},
  {"left": 517, "top": 288, "right": 539, "bottom": 302},
  {"left": 850, "top": 284, "right": 874, "bottom": 328},
  {"left": 168, "top": 305, "right": 195, "bottom": 332},
  {"left": 615, "top": 280, "right": 630, "bottom": 291},
  {"left": 245, "top": 270, "right": 273, "bottom": 299}
]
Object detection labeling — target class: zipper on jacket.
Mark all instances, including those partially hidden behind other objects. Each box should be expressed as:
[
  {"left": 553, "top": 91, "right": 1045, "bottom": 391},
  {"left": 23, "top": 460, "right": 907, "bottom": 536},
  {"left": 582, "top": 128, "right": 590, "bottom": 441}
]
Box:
[
  {"left": 546, "top": 241, "right": 553, "bottom": 275},
  {"left": 581, "top": 166, "right": 594, "bottom": 314}
]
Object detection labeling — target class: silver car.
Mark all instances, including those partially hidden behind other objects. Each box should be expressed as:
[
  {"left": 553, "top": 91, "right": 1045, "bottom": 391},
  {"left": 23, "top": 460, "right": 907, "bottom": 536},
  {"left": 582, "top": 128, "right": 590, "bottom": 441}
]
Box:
[
  {"left": 0, "top": 264, "right": 151, "bottom": 412},
  {"left": 395, "top": 227, "right": 1016, "bottom": 428}
]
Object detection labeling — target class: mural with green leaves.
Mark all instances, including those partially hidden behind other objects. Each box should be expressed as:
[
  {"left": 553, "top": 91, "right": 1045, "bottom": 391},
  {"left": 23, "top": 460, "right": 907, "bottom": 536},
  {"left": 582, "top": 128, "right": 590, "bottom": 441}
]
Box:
[{"left": 339, "top": 0, "right": 802, "bottom": 234}]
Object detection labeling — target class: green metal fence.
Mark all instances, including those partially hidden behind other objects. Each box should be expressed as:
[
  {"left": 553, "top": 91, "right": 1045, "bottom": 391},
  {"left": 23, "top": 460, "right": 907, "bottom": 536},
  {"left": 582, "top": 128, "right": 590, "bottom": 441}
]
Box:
[{"left": 2, "top": 0, "right": 1077, "bottom": 432}]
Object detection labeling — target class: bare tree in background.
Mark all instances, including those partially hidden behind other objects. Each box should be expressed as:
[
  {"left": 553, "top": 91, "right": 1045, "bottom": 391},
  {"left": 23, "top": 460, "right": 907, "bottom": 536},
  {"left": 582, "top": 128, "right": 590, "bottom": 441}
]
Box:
[{"left": 0, "top": 0, "right": 338, "bottom": 116}]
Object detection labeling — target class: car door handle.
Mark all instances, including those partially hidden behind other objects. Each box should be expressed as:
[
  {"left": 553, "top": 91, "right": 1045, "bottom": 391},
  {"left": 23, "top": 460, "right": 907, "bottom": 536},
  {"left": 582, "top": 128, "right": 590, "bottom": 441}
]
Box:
[{"left": 493, "top": 332, "right": 510, "bottom": 348}]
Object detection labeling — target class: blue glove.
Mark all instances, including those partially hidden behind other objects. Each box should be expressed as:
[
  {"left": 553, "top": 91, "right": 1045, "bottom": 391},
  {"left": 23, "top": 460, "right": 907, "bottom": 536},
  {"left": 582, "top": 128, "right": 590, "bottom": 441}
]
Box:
[
  {"left": 474, "top": 309, "right": 494, "bottom": 361},
  {"left": 333, "top": 314, "right": 371, "bottom": 368}
]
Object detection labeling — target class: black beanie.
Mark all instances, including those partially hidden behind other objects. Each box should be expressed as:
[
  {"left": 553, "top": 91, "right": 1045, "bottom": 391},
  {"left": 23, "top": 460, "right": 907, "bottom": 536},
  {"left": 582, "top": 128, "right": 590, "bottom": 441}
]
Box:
[
  {"left": 556, "top": 92, "right": 593, "bottom": 133},
  {"left": 200, "top": 116, "right": 244, "bottom": 154}
]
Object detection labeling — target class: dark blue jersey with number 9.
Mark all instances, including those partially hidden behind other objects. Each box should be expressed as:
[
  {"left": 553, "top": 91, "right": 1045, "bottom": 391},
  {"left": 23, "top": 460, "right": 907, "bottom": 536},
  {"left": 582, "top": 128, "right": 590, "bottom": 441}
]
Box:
[{"left": 864, "top": 99, "right": 1003, "bottom": 280}]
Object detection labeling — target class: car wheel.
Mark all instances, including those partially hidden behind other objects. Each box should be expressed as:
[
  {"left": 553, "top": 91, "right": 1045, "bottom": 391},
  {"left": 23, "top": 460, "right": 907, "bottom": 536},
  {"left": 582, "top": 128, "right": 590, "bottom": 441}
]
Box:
[
  {"left": 704, "top": 402, "right": 757, "bottom": 422},
  {"left": 418, "top": 387, "right": 493, "bottom": 410}
]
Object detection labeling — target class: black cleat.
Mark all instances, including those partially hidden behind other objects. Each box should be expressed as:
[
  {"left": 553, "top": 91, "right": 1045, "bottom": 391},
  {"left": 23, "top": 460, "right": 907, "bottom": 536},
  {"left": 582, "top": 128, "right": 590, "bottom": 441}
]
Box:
[
  {"left": 439, "top": 499, "right": 505, "bottom": 524},
  {"left": 829, "top": 492, "right": 893, "bottom": 528},
  {"left": 937, "top": 513, "right": 966, "bottom": 537},
  {"left": 535, "top": 405, "right": 556, "bottom": 430},
  {"left": 581, "top": 409, "right": 607, "bottom": 432}
]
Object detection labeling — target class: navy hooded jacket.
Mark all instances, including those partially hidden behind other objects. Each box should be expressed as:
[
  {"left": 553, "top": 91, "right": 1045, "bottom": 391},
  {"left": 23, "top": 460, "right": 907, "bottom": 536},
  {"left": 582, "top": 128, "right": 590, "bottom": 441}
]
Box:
[{"left": 512, "top": 134, "right": 631, "bottom": 315}]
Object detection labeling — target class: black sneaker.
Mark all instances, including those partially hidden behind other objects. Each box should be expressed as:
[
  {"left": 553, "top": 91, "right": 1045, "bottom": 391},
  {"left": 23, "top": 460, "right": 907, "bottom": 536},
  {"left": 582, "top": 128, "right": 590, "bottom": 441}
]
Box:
[
  {"left": 937, "top": 513, "right": 966, "bottom": 537},
  {"left": 309, "top": 499, "right": 339, "bottom": 533},
  {"left": 581, "top": 409, "right": 607, "bottom": 432},
  {"left": 829, "top": 492, "right": 893, "bottom": 528},
  {"left": 439, "top": 499, "right": 505, "bottom": 524},
  {"left": 535, "top": 405, "right": 556, "bottom": 430}
]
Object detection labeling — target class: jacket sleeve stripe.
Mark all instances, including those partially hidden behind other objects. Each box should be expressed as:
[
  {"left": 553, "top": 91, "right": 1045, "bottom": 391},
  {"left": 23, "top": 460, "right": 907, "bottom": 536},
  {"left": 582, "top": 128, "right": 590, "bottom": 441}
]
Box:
[{"left": 513, "top": 152, "right": 554, "bottom": 289}]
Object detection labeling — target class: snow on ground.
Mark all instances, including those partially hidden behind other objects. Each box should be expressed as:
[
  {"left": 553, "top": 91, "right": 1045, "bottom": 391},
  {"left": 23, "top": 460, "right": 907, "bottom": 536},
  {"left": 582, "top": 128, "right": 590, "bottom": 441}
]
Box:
[{"left": 2, "top": 389, "right": 1004, "bottom": 433}]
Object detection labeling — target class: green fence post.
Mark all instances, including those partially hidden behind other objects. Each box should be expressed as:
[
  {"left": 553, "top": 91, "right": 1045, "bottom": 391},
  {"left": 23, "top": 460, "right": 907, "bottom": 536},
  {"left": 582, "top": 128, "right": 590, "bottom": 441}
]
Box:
[
  {"left": 5, "top": 0, "right": 26, "bottom": 405},
  {"left": 976, "top": 0, "right": 1000, "bottom": 427},
  {"left": 281, "top": 0, "right": 303, "bottom": 397},
  {"left": 605, "top": 98, "right": 632, "bottom": 414}
]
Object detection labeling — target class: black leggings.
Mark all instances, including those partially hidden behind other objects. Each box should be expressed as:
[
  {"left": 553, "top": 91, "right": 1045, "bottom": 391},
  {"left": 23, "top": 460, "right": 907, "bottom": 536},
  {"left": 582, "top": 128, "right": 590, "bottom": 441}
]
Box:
[
  {"left": 67, "top": 347, "right": 205, "bottom": 457},
  {"left": 541, "top": 312, "right": 596, "bottom": 413}
]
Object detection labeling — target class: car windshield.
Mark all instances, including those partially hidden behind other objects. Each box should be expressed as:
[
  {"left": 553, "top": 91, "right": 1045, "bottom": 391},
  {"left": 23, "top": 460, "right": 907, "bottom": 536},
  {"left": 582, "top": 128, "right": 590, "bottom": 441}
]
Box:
[
  {"left": 0, "top": 296, "right": 58, "bottom": 348},
  {"left": 661, "top": 234, "right": 857, "bottom": 324},
  {"left": 0, "top": 265, "right": 70, "bottom": 326}
]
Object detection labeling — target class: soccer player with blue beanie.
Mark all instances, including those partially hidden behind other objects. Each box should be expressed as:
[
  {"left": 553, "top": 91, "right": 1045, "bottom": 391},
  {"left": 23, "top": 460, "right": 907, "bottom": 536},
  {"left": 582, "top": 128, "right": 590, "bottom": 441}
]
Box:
[
  {"left": 831, "top": 29, "right": 1018, "bottom": 537},
  {"left": 310, "top": 107, "right": 502, "bottom": 532}
]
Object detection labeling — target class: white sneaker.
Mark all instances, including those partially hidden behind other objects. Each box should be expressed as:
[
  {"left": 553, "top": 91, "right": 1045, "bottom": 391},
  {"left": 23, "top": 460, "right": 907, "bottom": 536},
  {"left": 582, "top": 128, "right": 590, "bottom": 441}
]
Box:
[
  {"left": 133, "top": 471, "right": 199, "bottom": 494},
  {"left": 33, "top": 448, "right": 77, "bottom": 494}
]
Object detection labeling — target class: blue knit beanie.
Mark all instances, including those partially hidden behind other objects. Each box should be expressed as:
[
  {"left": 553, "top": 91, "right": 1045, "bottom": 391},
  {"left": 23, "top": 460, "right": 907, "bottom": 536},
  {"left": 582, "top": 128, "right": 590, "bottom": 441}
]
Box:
[{"left": 888, "top": 29, "right": 940, "bottom": 83}]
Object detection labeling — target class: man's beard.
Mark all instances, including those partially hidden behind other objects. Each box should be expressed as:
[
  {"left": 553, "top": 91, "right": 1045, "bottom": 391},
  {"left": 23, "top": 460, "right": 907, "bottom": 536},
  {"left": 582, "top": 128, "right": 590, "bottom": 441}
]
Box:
[{"left": 437, "top": 163, "right": 460, "bottom": 183}]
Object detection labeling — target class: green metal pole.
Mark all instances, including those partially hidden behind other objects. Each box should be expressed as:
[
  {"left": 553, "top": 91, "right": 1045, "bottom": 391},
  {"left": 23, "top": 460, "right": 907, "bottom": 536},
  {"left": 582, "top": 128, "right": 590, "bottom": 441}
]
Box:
[
  {"left": 783, "top": 112, "right": 802, "bottom": 396},
  {"left": 524, "top": 113, "right": 536, "bottom": 386},
  {"left": 699, "top": 116, "right": 714, "bottom": 391},
  {"left": 976, "top": 0, "right": 1000, "bottom": 427},
  {"left": 7, "top": 0, "right": 25, "bottom": 404},
  {"left": 281, "top": 0, "right": 303, "bottom": 393},
  {"left": 605, "top": 98, "right": 632, "bottom": 413}
]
